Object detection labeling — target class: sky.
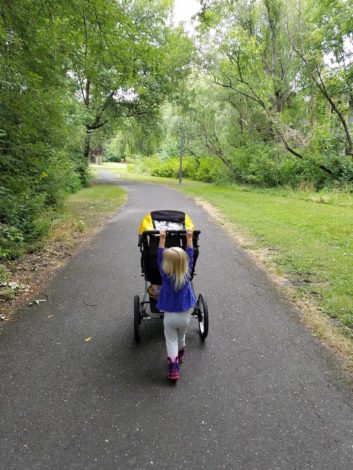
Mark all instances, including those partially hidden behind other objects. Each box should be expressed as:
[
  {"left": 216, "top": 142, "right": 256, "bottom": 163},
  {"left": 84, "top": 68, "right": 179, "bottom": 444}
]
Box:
[{"left": 173, "top": 0, "right": 201, "bottom": 32}]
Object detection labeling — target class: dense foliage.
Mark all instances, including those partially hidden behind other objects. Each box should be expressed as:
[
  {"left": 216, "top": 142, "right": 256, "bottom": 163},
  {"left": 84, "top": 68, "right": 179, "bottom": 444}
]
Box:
[
  {"left": 0, "top": 0, "right": 192, "bottom": 258},
  {"left": 137, "top": 0, "right": 353, "bottom": 189},
  {"left": 1, "top": 0, "right": 353, "bottom": 259}
]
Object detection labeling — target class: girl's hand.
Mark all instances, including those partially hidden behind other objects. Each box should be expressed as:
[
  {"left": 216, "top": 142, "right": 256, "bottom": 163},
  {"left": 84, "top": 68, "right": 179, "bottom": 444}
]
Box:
[
  {"left": 159, "top": 230, "right": 166, "bottom": 248},
  {"left": 186, "top": 229, "right": 193, "bottom": 247}
]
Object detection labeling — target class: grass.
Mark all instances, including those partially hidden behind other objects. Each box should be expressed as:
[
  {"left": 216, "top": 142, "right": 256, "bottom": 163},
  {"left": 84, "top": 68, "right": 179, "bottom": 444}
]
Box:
[
  {"left": 0, "top": 183, "right": 126, "bottom": 315},
  {"left": 48, "top": 183, "right": 126, "bottom": 247},
  {"left": 92, "top": 163, "right": 353, "bottom": 339},
  {"left": 177, "top": 183, "right": 353, "bottom": 334},
  {"left": 91, "top": 161, "right": 171, "bottom": 184}
]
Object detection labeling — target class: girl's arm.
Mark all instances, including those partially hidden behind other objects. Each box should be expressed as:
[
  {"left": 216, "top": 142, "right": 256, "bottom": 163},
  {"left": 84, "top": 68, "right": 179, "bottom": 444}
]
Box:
[
  {"left": 186, "top": 229, "right": 193, "bottom": 248},
  {"left": 159, "top": 230, "right": 166, "bottom": 249},
  {"left": 158, "top": 230, "right": 167, "bottom": 278},
  {"left": 186, "top": 230, "right": 194, "bottom": 273}
]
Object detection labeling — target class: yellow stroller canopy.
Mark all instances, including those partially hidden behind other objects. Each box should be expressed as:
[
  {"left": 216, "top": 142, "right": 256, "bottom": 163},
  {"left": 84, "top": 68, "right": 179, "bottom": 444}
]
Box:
[{"left": 138, "top": 210, "right": 194, "bottom": 236}]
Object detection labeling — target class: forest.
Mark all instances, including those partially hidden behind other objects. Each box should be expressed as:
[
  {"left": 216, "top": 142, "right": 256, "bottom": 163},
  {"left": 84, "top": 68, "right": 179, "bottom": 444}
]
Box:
[{"left": 1, "top": 0, "right": 353, "bottom": 259}]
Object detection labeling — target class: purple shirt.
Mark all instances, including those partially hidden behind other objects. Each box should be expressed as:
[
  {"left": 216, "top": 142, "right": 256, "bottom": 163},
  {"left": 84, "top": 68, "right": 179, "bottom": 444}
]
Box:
[{"left": 157, "top": 247, "right": 196, "bottom": 312}]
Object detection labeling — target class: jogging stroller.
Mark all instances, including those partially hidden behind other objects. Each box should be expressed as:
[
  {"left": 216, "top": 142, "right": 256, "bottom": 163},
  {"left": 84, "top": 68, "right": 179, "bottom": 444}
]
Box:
[{"left": 134, "top": 210, "right": 209, "bottom": 342}]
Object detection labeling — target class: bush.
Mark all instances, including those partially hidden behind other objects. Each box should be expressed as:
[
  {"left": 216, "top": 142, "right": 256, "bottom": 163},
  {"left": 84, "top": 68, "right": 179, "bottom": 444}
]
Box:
[
  {"left": 135, "top": 154, "right": 232, "bottom": 184},
  {"left": 151, "top": 158, "right": 179, "bottom": 177},
  {"left": 150, "top": 156, "right": 200, "bottom": 179},
  {"left": 0, "top": 186, "right": 49, "bottom": 246},
  {"left": 226, "top": 144, "right": 337, "bottom": 189},
  {"left": 327, "top": 156, "right": 353, "bottom": 185},
  {"left": 103, "top": 151, "right": 121, "bottom": 163},
  {"left": 71, "top": 150, "right": 91, "bottom": 187},
  {"left": 133, "top": 146, "right": 353, "bottom": 191},
  {"left": 0, "top": 148, "right": 84, "bottom": 259},
  {"left": 193, "top": 156, "right": 227, "bottom": 183},
  {"left": 0, "top": 224, "right": 24, "bottom": 259}
]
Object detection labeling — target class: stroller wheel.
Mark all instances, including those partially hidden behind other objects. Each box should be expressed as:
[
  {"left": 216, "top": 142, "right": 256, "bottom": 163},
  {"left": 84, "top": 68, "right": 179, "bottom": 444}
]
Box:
[
  {"left": 134, "top": 295, "right": 141, "bottom": 342},
  {"left": 197, "top": 293, "right": 209, "bottom": 341}
]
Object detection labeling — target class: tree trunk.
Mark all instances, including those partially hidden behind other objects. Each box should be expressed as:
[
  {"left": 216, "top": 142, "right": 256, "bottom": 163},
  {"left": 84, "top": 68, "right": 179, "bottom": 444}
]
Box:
[{"left": 84, "top": 126, "right": 91, "bottom": 162}]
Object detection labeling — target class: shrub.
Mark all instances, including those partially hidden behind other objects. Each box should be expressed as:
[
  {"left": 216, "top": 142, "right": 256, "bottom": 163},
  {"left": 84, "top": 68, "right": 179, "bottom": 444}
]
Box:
[
  {"left": 71, "top": 151, "right": 91, "bottom": 187},
  {"left": 134, "top": 156, "right": 160, "bottom": 174},
  {"left": 0, "top": 224, "right": 24, "bottom": 259},
  {"left": 151, "top": 158, "right": 179, "bottom": 177},
  {"left": 103, "top": 151, "right": 121, "bottom": 163},
  {"left": 134, "top": 146, "right": 353, "bottom": 191},
  {"left": 0, "top": 148, "right": 83, "bottom": 259},
  {"left": 328, "top": 156, "right": 353, "bottom": 185},
  {"left": 150, "top": 156, "right": 199, "bottom": 179},
  {"left": 193, "top": 156, "right": 227, "bottom": 183},
  {"left": 228, "top": 144, "right": 337, "bottom": 189}
]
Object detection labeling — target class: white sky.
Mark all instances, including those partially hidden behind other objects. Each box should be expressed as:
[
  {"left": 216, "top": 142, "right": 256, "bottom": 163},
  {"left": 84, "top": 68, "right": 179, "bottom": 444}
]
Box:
[{"left": 173, "top": 0, "right": 200, "bottom": 32}]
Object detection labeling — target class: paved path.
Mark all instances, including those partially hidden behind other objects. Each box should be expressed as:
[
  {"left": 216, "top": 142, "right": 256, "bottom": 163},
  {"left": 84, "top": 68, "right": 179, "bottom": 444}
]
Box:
[{"left": 1, "top": 175, "right": 353, "bottom": 469}]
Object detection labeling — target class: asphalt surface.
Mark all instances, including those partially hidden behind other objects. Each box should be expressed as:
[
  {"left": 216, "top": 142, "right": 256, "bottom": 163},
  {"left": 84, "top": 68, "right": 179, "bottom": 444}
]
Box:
[{"left": 1, "top": 173, "right": 353, "bottom": 470}]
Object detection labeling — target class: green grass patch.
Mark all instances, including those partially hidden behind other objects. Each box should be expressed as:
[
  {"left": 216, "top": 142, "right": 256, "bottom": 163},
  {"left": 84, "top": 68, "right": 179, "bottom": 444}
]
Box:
[
  {"left": 50, "top": 183, "right": 126, "bottom": 239},
  {"left": 63, "top": 183, "right": 126, "bottom": 218},
  {"left": 91, "top": 162, "right": 172, "bottom": 184},
  {"left": 93, "top": 163, "right": 353, "bottom": 334},
  {"left": 177, "top": 183, "right": 353, "bottom": 334}
]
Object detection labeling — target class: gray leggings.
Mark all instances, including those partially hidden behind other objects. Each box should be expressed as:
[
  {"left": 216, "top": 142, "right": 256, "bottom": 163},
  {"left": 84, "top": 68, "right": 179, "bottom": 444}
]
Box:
[{"left": 163, "top": 309, "right": 192, "bottom": 360}]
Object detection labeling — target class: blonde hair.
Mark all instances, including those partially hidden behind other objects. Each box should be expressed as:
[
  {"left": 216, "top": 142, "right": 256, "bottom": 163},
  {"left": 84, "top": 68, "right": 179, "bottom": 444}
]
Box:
[{"left": 162, "top": 247, "right": 189, "bottom": 290}]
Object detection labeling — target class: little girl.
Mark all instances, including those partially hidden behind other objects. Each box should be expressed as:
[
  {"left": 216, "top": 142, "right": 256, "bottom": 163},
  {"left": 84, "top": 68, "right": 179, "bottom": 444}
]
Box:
[{"left": 157, "top": 229, "right": 196, "bottom": 381}]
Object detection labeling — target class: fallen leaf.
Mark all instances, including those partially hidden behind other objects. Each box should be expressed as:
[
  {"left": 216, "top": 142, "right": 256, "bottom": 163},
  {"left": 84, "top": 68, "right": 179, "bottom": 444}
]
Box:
[{"left": 28, "top": 299, "right": 47, "bottom": 306}]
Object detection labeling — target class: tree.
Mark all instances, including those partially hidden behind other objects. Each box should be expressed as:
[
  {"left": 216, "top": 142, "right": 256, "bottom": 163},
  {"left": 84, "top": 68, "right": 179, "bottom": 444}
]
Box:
[
  {"left": 289, "top": 0, "right": 353, "bottom": 159},
  {"left": 197, "top": 0, "right": 345, "bottom": 176},
  {"left": 0, "top": 0, "right": 85, "bottom": 252},
  {"left": 0, "top": 0, "right": 194, "bottom": 256},
  {"left": 65, "top": 0, "right": 193, "bottom": 161}
]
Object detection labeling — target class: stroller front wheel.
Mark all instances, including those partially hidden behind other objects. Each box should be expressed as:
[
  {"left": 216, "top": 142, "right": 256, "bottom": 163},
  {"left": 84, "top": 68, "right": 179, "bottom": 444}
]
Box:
[
  {"left": 197, "top": 293, "right": 209, "bottom": 341},
  {"left": 134, "top": 295, "right": 141, "bottom": 342}
]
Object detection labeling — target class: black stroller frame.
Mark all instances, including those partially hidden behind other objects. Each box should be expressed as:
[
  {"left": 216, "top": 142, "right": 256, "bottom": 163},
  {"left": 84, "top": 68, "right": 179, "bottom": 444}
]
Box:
[{"left": 134, "top": 229, "right": 209, "bottom": 342}]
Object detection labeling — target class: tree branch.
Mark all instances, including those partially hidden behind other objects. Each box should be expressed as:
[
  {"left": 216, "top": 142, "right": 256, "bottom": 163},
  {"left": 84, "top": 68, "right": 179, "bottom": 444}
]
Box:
[{"left": 292, "top": 44, "right": 353, "bottom": 158}]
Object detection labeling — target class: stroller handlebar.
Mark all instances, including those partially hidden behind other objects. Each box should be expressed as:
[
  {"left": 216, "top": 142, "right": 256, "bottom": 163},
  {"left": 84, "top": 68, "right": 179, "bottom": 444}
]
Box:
[
  {"left": 141, "top": 229, "right": 201, "bottom": 237},
  {"left": 138, "top": 230, "right": 201, "bottom": 247}
]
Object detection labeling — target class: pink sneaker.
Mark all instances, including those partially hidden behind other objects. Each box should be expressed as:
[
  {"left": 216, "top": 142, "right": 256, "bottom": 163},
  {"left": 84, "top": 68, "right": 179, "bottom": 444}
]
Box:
[
  {"left": 178, "top": 346, "right": 185, "bottom": 364},
  {"left": 168, "top": 357, "right": 180, "bottom": 381}
]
